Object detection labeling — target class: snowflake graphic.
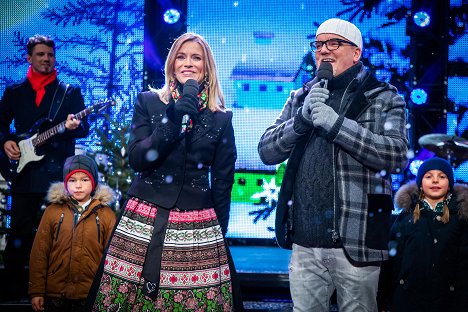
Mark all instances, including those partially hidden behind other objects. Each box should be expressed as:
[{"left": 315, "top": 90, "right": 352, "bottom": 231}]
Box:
[{"left": 249, "top": 178, "right": 280, "bottom": 225}]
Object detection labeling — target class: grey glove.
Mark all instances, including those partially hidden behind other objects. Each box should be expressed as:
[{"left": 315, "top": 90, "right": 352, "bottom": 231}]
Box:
[
  {"left": 310, "top": 100, "right": 339, "bottom": 133},
  {"left": 302, "top": 82, "right": 330, "bottom": 125}
]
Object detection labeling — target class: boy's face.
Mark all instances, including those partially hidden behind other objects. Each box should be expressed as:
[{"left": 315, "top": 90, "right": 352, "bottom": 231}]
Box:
[{"left": 67, "top": 171, "right": 93, "bottom": 205}]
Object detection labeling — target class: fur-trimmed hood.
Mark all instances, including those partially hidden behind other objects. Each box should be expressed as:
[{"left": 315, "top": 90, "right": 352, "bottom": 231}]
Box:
[
  {"left": 394, "top": 181, "right": 468, "bottom": 220},
  {"left": 47, "top": 182, "right": 116, "bottom": 206}
]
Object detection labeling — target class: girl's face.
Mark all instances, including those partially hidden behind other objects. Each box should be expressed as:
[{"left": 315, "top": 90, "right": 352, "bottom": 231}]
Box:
[
  {"left": 421, "top": 169, "right": 450, "bottom": 205},
  {"left": 67, "top": 171, "right": 93, "bottom": 205},
  {"left": 174, "top": 41, "right": 205, "bottom": 85}
]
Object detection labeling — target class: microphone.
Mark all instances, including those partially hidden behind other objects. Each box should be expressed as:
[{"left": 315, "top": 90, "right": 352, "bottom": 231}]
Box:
[
  {"left": 181, "top": 79, "right": 199, "bottom": 126},
  {"left": 316, "top": 62, "right": 333, "bottom": 89}
]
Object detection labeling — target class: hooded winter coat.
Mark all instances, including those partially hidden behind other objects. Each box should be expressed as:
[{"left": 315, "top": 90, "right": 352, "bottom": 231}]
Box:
[
  {"left": 391, "top": 182, "right": 468, "bottom": 312},
  {"left": 28, "top": 182, "right": 116, "bottom": 300}
]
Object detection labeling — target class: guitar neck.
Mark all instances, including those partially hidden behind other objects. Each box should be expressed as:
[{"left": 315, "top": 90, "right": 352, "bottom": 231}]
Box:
[{"left": 33, "top": 107, "right": 92, "bottom": 148}]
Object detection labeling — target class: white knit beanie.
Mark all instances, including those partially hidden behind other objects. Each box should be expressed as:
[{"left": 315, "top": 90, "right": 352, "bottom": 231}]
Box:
[{"left": 316, "top": 18, "right": 363, "bottom": 49}]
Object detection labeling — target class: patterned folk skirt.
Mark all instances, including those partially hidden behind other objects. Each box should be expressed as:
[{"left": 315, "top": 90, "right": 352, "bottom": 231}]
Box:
[{"left": 92, "top": 197, "right": 235, "bottom": 311}]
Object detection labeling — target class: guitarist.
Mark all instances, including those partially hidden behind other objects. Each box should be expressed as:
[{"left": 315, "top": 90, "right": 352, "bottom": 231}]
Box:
[{"left": 0, "top": 34, "right": 89, "bottom": 302}]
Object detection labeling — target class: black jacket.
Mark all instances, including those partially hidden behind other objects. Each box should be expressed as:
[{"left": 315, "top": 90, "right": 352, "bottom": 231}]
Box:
[
  {"left": 0, "top": 78, "right": 89, "bottom": 192},
  {"left": 127, "top": 91, "right": 237, "bottom": 234},
  {"left": 391, "top": 182, "right": 468, "bottom": 312}
]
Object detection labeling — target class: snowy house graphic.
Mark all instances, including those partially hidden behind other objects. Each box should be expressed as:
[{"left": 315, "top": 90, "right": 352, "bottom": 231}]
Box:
[
  {"left": 230, "top": 61, "right": 306, "bottom": 109},
  {"left": 230, "top": 32, "right": 312, "bottom": 109}
]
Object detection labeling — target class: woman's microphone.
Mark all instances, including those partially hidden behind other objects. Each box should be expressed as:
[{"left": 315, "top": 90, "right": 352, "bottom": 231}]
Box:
[{"left": 182, "top": 79, "right": 199, "bottom": 126}]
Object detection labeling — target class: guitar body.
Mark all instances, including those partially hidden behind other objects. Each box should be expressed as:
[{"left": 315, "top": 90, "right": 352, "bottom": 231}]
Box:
[
  {"left": 1, "top": 118, "right": 53, "bottom": 179},
  {"left": 17, "top": 133, "right": 45, "bottom": 173},
  {"left": 0, "top": 121, "right": 48, "bottom": 181}
]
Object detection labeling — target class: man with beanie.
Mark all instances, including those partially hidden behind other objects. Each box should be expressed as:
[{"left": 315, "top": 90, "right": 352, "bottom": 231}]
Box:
[
  {"left": 258, "top": 18, "right": 408, "bottom": 311},
  {"left": 29, "top": 154, "right": 116, "bottom": 312},
  {"left": 0, "top": 34, "right": 90, "bottom": 302},
  {"left": 391, "top": 157, "right": 468, "bottom": 311}
]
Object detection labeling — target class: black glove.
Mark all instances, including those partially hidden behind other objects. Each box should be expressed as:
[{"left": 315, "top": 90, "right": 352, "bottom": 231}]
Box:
[{"left": 166, "top": 94, "right": 199, "bottom": 125}]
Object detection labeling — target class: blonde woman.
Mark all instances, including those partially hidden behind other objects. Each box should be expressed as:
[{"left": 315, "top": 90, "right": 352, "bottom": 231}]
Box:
[{"left": 89, "top": 33, "right": 243, "bottom": 311}]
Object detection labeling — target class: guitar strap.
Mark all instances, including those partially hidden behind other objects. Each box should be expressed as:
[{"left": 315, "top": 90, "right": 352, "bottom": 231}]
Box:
[{"left": 47, "top": 80, "right": 70, "bottom": 122}]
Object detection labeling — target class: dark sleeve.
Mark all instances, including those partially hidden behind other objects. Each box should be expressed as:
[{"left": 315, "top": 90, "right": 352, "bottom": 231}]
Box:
[
  {"left": 0, "top": 86, "right": 18, "bottom": 147},
  {"left": 128, "top": 92, "right": 181, "bottom": 172},
  {"left": 61, "top": 86, "right": 89, "bottom": 139},
  {"left": 389, "top": 211, "right": 409, "bottom": 287},
  {"left": 454, "top": 219, "right": 468, "bottom": 308},
  {"left": 211, "top": 111, "right": 237, "bottom": 235}
]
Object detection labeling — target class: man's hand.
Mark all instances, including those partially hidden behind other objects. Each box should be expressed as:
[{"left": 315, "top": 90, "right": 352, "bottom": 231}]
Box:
[
  {"left": 310, "top": 101, "right": 339, "bottom": 132},
  {"left": 65, "top": 114, "right": 81, "bottom": 130},
  {"left": 302, "top": 81, "right": 330, "bottom": 125},
  {"left": 31, "top": 296, "right": 45, "bottom": 311},
  {"left": 3, "top": 140, "right": 21, "bottom": 160}
]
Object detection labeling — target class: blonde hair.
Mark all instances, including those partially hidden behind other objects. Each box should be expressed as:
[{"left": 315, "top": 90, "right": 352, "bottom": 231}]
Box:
[
  {"left": 152, "top": 32, "right": 225, "bottom": 112},
  {"left": 413, "top": 189, "right": 450, "bottom": 224}
]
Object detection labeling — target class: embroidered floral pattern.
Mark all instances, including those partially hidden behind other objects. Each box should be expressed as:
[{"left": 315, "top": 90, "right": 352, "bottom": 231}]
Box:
[
  {"left": 94, "top": 275, "right": 233, "bottom": 311},
  {"left": 92, "top": 199, "right": 234, "bottom": 311}
]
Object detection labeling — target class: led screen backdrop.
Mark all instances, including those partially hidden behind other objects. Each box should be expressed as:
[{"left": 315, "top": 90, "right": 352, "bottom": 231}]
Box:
[
  {"left": 448, "top": 0, "right": 468, "bottom": 181},
  {"left": 0, "top": 0, "right": 144, "bottom": 147},
  {"left": 186, "top": 0, "right": 412, "bottom": 238}
]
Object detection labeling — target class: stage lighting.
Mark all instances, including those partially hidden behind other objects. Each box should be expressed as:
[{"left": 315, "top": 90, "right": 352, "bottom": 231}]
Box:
[
  {"left": 413, "top": 11, "right": 431, "bottom": 28},
  {"left": 410, "top": 88, "right": 428, "bottom": 105},
  {"left": 409, "top": 159, "right": 424, "bottom": 176},
  {"left": 163, "top": 8, "right": 181, "bottom": 24}
]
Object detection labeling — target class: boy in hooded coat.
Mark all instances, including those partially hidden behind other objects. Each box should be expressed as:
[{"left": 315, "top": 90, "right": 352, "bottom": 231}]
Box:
[{"left": 28, "top": 155, "right": 116, "bottom": 312}]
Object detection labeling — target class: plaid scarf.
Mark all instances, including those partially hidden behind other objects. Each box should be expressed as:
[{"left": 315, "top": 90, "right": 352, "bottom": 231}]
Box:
[{"left": 420, "top": 193, "right": 452, "bottom": 216}]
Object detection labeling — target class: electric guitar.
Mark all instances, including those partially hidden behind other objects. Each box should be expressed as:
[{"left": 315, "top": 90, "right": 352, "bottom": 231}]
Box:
[{"left": 0, "top": 99, "right": 114, "bottom": 181}]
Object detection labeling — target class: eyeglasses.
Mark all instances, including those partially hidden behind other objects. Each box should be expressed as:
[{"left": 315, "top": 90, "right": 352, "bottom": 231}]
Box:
[{"left": 310, "top": 38, "right": 357, "bottom": 52}]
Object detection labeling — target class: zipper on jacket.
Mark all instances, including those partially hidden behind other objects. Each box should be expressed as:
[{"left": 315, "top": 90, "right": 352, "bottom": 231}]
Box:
[
  {"left": 55, "top": 213, "right": 64, "bottom": 241},
  {"left": 331, "top": 144, "right": 339, "bottom": 243},
  {"left": 96, "top": 215, "right": 101, "bottom": 243},
  {"left": 330, "top": 78, "right": 356, "bottom": 243}
]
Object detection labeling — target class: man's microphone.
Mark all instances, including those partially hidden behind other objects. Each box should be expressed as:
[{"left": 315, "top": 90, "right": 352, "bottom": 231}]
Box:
[
  {"left": 316, "top": 62, "right": 333, "bottom": 89},
  {"left": 299, "top": 62, "right": 333, "bottom": 103},
  {"left": 181, "top": 79, "right": 199, "bottom": 126}
]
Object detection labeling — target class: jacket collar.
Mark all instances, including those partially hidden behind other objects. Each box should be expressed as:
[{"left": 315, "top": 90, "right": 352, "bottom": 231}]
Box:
[
  {"left": 46, "top": 182, "right": 116, "bottom": 206},
  {"left": 342, "top": 64, "right": 387, "bottom": 120}
]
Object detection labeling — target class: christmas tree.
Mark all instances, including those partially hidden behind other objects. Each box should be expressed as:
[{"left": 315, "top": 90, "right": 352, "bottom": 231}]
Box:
[{"left": 87, "top": 106, "right": 134, "bottom": 211}]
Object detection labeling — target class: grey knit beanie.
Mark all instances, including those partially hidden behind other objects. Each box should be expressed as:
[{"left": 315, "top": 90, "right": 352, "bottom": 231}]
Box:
[{"left": 63, "top": 155, "right": 99, "bottom": 191}]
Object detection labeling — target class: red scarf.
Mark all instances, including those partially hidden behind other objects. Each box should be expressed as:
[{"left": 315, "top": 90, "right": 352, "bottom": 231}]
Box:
[{"left": 26, "top": 66, "right": 57, "bottom": 107}]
